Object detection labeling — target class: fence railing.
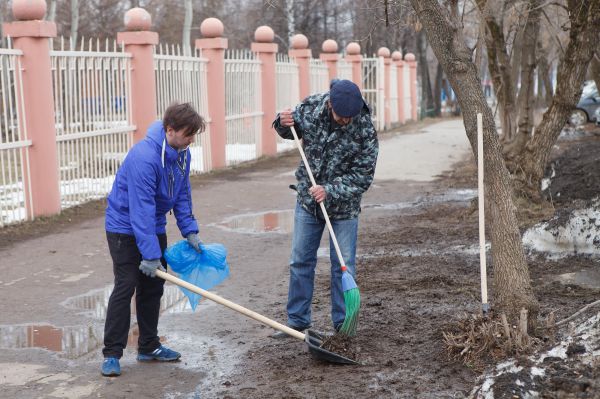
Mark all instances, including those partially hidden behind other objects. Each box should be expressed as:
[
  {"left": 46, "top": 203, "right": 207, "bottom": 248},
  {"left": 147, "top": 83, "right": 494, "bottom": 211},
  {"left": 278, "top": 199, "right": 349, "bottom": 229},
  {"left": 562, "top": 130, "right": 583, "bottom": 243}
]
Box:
[
  {"left": 309, "top": 58, "right": 329, "bottom": 95},
  {"left": 275, "top": 54, "right": 299, "bottom": 152},
  {"left": 0, "top": 16, "right": 419, "bottom": 225},
  {"left": 224, "top": 50, "right": 262, "bottom": 166},
  {"left": 50, "top": 39, "right": 134, "bottom": 208},
  {"left": 0, "top": 46, "right": 30, "bottom": 226},
  {"left": 154, "top": 45, "right": 211, "bottom": 174}
]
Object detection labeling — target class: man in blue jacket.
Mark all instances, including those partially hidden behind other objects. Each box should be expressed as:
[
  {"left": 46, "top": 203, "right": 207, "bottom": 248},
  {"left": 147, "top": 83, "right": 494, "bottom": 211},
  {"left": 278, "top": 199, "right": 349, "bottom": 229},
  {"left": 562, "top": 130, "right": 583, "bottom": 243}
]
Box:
[{"left": 101, "top": 103, "right": 205, "bottom": 377}]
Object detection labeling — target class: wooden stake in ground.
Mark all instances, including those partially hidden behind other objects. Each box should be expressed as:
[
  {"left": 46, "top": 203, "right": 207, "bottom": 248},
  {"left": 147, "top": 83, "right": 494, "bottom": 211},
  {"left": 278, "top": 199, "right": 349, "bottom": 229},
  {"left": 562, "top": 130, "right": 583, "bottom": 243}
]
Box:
[{"left": 477, "top": 113, "right": 490, "bottom": 315}]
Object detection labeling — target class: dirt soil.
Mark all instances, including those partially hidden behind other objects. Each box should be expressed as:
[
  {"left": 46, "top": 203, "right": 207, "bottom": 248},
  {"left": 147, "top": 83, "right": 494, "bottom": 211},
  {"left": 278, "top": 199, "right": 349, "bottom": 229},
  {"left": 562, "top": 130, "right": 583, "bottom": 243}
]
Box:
[{"left": 2, "top": 119, "right": 599, "bottom": 398}]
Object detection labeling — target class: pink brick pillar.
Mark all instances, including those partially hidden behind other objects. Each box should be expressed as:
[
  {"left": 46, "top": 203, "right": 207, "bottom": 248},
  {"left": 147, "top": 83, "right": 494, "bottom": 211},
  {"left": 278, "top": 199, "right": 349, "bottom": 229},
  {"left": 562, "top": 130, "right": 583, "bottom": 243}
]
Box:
[
  {"left": 378, "top": 47, "right": 391, "bottom": 129},
  {"left": 345, "top": 42, "right": 363, "bottom": 90},
  {"left": 406, "top": 53, "right": 418, "bottom": 121},
  {"left": 196, "top": 18, "right": 228, "bottom": 169},
  {"left": 392, "top": 51, "right": 406, "bottom": 124},
  {"left": 320, "top": 39, "right": 339, "bottom": 83},
  {"left": 3, "top": 4, "right": 61, "bottom": 218},
  {"left": 289, "top": 34, "right": 312, "bottom": 100},
  {"left": 251, "top": 26, "right": 278, "bottom": 157},
  {"left": 117, "top": 8, "right": 158, "bottom": 145}
]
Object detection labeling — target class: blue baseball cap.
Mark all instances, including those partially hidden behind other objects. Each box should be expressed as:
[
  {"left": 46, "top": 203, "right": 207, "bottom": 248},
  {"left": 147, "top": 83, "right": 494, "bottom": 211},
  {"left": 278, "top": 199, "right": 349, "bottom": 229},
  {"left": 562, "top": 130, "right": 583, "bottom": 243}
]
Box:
[{"left": 329, "top": 79, "right": 364, "bottom": 118}]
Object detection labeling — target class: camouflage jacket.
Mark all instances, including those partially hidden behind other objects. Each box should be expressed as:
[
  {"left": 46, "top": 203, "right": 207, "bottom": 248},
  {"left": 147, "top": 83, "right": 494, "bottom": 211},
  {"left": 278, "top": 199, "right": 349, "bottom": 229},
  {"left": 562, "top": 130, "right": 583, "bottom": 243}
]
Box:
[{"left": 273, "top": 93, "right": 379, "bottom": 220}]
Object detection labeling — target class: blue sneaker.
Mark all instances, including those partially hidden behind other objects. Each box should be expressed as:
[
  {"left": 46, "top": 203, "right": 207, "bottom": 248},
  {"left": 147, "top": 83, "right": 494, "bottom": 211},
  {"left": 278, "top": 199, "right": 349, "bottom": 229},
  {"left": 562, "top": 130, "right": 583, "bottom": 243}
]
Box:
[
  {"left": 137, "top": 345, "right": 181, "bottom": 362},
  {"left": 101, "top": 357, "right": 121, "bottom": 377}
]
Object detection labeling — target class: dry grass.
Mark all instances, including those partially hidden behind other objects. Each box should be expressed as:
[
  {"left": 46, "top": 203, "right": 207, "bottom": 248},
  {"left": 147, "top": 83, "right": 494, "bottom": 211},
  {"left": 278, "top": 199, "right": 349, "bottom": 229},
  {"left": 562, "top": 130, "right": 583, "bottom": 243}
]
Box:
[{"left": 442, "top": 311, "right": 543, "bottom": 371}]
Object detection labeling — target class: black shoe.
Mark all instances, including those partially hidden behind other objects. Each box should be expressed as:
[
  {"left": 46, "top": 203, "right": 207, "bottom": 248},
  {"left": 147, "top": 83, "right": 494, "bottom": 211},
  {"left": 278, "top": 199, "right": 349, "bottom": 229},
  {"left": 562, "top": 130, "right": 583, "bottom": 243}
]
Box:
[{"left": 270, "top": 325, "right": 309, "bottom": 339}]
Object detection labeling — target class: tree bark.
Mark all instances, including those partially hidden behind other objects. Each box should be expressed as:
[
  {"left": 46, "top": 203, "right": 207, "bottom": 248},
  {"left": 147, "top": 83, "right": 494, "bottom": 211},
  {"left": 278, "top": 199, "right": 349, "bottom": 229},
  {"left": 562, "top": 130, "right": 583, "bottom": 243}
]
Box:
[
  {"left": 591, "top": 50, "right": 600, "bottom": 94},
  {"left": 417, "top": 29, "right": 435, "bottom": 118},
  {"left": 70, "top": 0, "right": 79, "bottom": 50},
  {"left": 504, "top": 0, "right": 542, "bottom": 157},
  {"left": 476, "top": 0, "right": 517, "bottom": 142},
  {"left": 410, "top": 0, "right": 539, "bottom": 324},
  {"left": 182, "top": 0, "right": 193, "bottom": 55},
  {"left": 513, "top": 0, "right": 600, "bottom": 200}
]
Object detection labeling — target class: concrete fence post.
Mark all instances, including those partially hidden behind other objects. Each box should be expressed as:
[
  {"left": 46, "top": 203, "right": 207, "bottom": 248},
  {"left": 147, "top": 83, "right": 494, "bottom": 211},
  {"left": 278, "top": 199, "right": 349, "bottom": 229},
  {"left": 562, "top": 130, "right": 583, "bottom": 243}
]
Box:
[
  {"left": 378, "top": 47, "right": 391, "bottom": 130},
  {"left": 392, "top": 51, "right": 405, "bottom": 124},
  {"left": 405, "top": 53, "right": 418, "bottom": 121},
  {"left": 117, "top": 8, "right": 158, "bottom": 145},
  {"left": 3, "top": 0, "right": 61, "bottom": 218},
  {"left": 320, "top": 39, "right": 338, "bottom": 83},
  {"left": 288, "top": 34, "right": 311, "bottom": 100},
  {"left": 251, "top": 26, "right": 278, "bottom": 157},
  {"left": 196, "top": 18, "right": 228, "bottom": 170},
  {"left": 344, "top": 42, "right": 362, "bottom": 90}
]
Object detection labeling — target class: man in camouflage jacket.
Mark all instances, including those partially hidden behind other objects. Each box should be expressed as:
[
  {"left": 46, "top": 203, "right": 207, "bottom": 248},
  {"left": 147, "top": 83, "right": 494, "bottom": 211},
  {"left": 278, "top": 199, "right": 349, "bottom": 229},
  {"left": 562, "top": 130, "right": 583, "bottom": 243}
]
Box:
[{"left": 272, "top": 79, "right": 378, "bottom": 335}]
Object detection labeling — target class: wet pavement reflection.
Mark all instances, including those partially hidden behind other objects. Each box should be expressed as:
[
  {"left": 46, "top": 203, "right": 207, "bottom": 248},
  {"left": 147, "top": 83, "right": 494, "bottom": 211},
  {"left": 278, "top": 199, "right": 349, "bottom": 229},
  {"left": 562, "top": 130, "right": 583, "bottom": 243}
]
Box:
[
  {"left": 211, "top": 189, "right": 477, "bottom": 235},
  {"left": 1, "top": 285, "right": 190, "bottom": 359}
]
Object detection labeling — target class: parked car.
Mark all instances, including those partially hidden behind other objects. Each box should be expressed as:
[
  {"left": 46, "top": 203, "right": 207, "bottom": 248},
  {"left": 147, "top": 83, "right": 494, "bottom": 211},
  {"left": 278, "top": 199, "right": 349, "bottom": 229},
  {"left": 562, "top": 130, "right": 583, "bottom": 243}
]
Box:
[{"left": 568, "top": 81, "right": 600, "bottom": 126}]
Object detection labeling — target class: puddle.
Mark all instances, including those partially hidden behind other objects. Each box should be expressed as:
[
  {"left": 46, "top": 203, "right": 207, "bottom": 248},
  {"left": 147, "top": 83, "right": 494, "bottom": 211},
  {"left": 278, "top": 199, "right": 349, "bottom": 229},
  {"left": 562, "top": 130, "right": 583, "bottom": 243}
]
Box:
[
  {"left": 211, "top": 189, "right": 476, "bottom": 235},
  {"left": 553, "top": 269, "right": 600, "bottom": 290},
  {"left": 523, "top": 199, "right": 600, "bottom": 258},
  {"left": 211, "top": 210, "right": 295, "bottom": 234},
  {"left": 0, "top": 285, "right": 194, "bottom": 359}
]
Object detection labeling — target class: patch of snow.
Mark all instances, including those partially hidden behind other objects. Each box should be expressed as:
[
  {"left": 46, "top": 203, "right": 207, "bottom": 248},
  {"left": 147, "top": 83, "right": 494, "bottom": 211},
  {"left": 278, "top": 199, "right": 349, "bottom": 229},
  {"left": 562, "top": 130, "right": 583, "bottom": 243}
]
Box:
[{"left": 530, "top": 367, "right": 545, "bottom": 377}]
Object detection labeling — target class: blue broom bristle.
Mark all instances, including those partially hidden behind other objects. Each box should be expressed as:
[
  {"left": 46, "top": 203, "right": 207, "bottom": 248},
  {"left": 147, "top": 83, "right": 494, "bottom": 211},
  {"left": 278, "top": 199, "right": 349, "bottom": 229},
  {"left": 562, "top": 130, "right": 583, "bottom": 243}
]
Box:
[{"left": 341, "top": 270, "right": 357, "bottom": 292}]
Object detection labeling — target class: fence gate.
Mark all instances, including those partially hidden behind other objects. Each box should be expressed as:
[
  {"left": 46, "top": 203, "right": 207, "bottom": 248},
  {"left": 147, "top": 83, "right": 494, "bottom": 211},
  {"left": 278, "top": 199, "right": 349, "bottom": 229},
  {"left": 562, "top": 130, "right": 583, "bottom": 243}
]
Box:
[
  {"left": 155, "top": 45, "right": 211, "bottom": 174},
  {"left": 362, "top": 57, "right": 385, "bottom": 131},
  {"left": 0, "top": 45, "right": 31, "bottom": 226},
  {"left": 50, "top": 39, "right": 135, "bottom": 209}
]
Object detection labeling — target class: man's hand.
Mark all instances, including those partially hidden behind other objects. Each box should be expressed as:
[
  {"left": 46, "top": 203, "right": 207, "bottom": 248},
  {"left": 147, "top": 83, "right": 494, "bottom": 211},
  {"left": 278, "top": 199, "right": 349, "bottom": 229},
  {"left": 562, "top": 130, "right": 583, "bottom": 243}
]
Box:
[
  {"left": 139, "top": 259, "right": 165, "bottom": 277},
  {"left": 186, "top": 233, "right": 203, "bottom": 253},
  {"left": 279, "top": 109, "right": 295, "bottom": 127},
  {"left": 309, "top": 185, "right": 327, "bottom": 203}
]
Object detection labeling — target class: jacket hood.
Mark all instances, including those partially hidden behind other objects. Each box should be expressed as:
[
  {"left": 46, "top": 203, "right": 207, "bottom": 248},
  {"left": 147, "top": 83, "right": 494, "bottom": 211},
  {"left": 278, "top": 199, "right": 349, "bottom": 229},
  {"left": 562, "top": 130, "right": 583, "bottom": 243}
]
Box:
[{"left": 146, "top": 120, "right": 180, "bottom": 167}]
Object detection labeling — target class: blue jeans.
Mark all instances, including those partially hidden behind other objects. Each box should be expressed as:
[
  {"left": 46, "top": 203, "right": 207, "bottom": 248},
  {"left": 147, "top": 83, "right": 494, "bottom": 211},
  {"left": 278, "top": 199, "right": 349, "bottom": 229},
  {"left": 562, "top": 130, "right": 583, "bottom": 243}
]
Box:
[{"left": 287, "top": 202, "right": 358, "bottom": 330}]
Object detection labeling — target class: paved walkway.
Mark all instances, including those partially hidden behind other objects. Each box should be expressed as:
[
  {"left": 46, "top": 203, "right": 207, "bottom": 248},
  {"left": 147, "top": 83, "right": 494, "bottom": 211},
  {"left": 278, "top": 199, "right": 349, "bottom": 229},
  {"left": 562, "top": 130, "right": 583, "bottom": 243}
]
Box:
[{"left": 0, "top": 118, "right": 471, "bottom": 398}]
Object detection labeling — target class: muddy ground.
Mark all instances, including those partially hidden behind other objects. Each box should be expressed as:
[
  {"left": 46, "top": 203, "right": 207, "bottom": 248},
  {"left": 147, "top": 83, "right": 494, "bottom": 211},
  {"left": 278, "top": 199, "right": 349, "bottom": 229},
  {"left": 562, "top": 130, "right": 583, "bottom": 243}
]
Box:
[{"left": 1, "top": 119, "right": 599, "bottom": 398}]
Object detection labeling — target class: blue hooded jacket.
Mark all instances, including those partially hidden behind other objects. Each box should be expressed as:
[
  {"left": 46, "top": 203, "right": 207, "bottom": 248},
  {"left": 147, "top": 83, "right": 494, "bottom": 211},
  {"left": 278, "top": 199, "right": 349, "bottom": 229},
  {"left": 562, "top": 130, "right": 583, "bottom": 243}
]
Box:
[{"left": 105, "top": 121, "right": 199, "bottom": 260}]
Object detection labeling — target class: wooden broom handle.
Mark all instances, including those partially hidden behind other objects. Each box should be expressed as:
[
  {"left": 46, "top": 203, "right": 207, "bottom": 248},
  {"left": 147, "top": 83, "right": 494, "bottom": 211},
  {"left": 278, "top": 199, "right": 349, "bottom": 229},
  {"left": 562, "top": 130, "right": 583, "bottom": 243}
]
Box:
[
  {"left": 156, "top": 270, "right": 306, "bottom": 341},
  {"left": 289, "top": 125, "right": 348, "bottom": 270}
]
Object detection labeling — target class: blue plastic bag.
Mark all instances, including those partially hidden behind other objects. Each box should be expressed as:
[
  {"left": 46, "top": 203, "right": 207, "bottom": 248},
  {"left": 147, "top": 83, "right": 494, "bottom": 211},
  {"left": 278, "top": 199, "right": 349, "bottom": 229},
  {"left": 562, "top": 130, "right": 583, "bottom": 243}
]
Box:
[{"left": 164, "top": 241, "right": 230, "bottom": 311}]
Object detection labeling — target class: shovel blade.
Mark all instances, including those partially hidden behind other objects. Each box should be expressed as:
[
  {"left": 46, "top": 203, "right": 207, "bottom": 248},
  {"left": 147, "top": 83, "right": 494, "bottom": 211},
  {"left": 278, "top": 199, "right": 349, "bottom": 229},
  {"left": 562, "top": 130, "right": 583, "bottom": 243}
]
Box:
[{"left": 304, "top": 329, "right": 358, "bottom": 365}]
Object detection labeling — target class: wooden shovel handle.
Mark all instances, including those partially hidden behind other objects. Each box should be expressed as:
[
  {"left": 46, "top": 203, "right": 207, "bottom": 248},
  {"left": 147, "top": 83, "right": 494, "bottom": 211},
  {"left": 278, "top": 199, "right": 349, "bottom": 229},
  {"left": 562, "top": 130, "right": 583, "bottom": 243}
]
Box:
[{"left": 155, "top": 270, "right": 306, "bottom": 341}]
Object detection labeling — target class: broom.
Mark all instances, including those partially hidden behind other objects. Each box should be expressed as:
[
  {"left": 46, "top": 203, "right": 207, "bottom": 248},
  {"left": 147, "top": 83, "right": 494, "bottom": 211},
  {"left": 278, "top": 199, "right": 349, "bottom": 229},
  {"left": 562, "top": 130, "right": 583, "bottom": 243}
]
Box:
[{"left": 290, "top": 125, "right": 360, "bottom": 336}]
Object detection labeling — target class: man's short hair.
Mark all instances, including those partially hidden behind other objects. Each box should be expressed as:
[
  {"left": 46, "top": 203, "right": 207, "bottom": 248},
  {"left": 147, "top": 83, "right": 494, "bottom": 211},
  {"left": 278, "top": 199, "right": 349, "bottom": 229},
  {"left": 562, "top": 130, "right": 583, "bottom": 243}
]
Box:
[{"left": 163, "top": 102, "right": 206, "bottom": 137}]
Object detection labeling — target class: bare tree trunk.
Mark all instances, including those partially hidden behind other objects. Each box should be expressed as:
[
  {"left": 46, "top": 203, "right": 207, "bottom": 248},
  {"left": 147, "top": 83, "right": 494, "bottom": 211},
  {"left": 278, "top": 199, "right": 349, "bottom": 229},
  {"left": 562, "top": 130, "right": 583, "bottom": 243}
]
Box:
[
  {"left": 70, "top": 0, "right": 79, "bottom": 50},
  {"left": 537, "top": 45, "right": 554, "bottom": 106},
  {"left": 286, "top": 0, "right": 295, "bottom": 46},
  {"left": 433, "top": 63, "right": 443, "bottom": 117},
  {"left": 513, "top": 0, "right": 600, "bottom": 200},
  {"left": 476, "top": 0, "right": 517, "bottom": 142},
  {"left": 504, "top": 0, "right": 541, "bottom": 157},
  {"left": 410, "top": 0, "right": 539, "bottom": 324},
  {"left": 183, "top": 0, "right": 193, "bottom": 55},
  {"left": 591, "top": 51, "right": 600, "bottom": 94},
  {"left": 47, "top": 0, "right": 57, "bottom": 22},
  {"left": 417, "top": 29, "right": 435, "bottom": 118}
]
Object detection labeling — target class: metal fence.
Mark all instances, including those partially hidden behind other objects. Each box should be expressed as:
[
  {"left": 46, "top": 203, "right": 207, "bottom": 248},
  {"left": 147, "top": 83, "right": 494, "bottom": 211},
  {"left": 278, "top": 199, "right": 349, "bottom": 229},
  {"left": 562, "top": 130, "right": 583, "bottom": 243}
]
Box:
[
  {"left": 275, "top": 54, "right": 299, "bottom": 152},
  {"left": 224, "top": 50, "right": 262, "bottom": 166},
  {"left": 154, "top": 45, "right": 211, "bottom": 174},
  {"left": 0, "top": 44, "right": 30, "bottom": 226},
  {"left": 50, "top": 39, "right": 134, "bottom": 208},
  {"left": 403, "top": 62, "right": 412, "bottom": 121},
  {"left": 337, "top": 59, "right": 353, "bottom": 81},
  {"left": 362, "top": 57, "right": 385, "bottom": 130},
  {"left": 389, "top": 64, "right": 399, "bottom": 125},
  {"left": 309, "top": 58, "right": 329, "bottom": 95}
]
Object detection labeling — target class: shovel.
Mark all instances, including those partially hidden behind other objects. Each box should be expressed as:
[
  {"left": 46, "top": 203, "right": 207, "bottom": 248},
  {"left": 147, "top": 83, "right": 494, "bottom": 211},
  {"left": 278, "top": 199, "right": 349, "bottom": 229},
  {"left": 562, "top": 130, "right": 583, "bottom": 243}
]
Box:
[{"left": 156, "top": 269, "right": 358, "bottom": 365}]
